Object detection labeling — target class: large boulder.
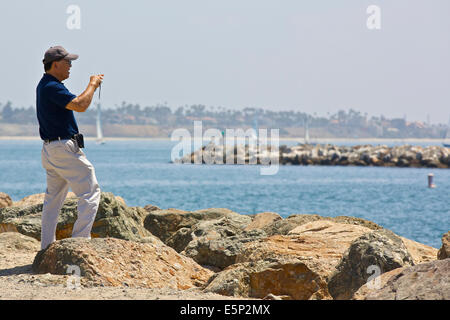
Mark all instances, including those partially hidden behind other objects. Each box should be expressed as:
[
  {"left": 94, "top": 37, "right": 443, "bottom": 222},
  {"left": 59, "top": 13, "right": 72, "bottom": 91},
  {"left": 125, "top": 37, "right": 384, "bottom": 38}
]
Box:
[
  {"left": 0, "top": 203, "right": 44, "bottom": 235},
  {"left": 0, "top": 192, "right": 13, "bottom": 208},
  {"left": 32, "top": 237, "right": 213, "bottom": 289},
  {"left": 204, "top": 220, "right": 424, "bottom": 300},
  {"left": 437, "top": 231, "right": 450, "bottom": 260},
  {"left": 181, "top": 217, "right": 267, "bottom": 269},
  {"left": 143, "top": 207, "right": 251, "bottom": 243},
  {"left": 327, "top": 229, "right": 414, "bottom": 300},
  {"left": 205, "top": 221, "right": 374, "bottom": 299},
  {"left": 0, "top": 192, "right": 152, "bottom": 242},
  {"left": 204, "top": 259, "right": 331, "bottom": 300},
  {"left": 143, "top": 207, "right": 256, "bottom": 268},
  {"left": 144, "top": 209, "right": 264, "bottom": 269},
  {"left": 353, "top": 259, "right": 450, "bottom": 300}
]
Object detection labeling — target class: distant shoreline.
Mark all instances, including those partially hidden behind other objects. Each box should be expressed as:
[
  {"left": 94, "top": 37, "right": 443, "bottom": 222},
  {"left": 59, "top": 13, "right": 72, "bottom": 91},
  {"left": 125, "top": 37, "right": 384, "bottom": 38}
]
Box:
[{"left": 0, "top": 136, "right": 446, "bottom": 144}]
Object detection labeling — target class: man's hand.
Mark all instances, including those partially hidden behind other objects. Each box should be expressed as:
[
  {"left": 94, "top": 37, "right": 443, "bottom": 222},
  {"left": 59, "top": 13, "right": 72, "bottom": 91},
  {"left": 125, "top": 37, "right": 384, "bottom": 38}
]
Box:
[
  {"left": 89, "top": 74, "right": 104, "bottom": 90},
  {"left": 66, "top": 74, "right": 104, "bottom": 112}
]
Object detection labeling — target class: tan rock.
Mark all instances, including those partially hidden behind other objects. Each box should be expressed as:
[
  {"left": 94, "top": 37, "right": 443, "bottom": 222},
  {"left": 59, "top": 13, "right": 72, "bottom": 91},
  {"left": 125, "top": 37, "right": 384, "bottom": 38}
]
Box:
[
  {"left": 0, "top": 192, "right": 13, "bottom": 208},
  {"left": 262, "top": 213, "right": 325, "bottom": 236},
  {"left": 0, "top": 232, "right": 41, "bottom": 279},
  {"left": 0, "top": 232, "right": 40, "bottom": 252},
  {"left": 205, "top": 221, "right": 374, "bottom": 300},
  {"left": 287, "top": 220, "right": 372, "bottom": 241},
  {"left": 437, "top": 231, "right": 450, "bottom": 260},
  {"left": 247, "top": 259, "right": 331, "bottom": 300},
  {"left": 13, "top": 192, "right": 77, "bottom": 207},
  {"left": 12, "top": 192, "right": 125, "bottom": 208},
  {"left": 244, "top": 212, "right": 282, "bottom": 231},
  {"left": 249, "top": 222, "right": 372, "bottom": 274},
  {"left": 32, "top": 237, "right": 214, "bottom": 290},
  {"left": 261, "top": 214, "right": 381, "bottom": 237},
  {"left": 400, "top": 236, "right": 438, "bottom": 264},
  {"left": 204, "top": 259, "right": 331, "bottom": 300},
  {"left": 330, "top": 216, "right": 383, "bottom": 231}
]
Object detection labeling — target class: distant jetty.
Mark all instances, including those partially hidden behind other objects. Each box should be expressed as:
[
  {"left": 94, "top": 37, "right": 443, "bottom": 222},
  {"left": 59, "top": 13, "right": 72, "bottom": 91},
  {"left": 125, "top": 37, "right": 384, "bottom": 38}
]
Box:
[{"left": 175, "top": 143, "right": 450, "bottom": 168}]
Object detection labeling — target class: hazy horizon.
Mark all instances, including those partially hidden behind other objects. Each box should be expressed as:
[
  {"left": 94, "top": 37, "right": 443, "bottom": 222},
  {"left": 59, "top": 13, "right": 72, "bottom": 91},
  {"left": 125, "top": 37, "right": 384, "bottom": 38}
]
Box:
[{"left": 0, "top": 0, "right": 449, "bottom": 124}]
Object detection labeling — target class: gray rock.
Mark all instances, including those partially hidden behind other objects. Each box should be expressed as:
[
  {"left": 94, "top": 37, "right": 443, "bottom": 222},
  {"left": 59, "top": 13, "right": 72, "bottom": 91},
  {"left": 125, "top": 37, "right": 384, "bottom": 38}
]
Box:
[
  {"left": 353, "top": 259, "right": 450, "bottom": 300},
  {"left": 327, "top": 229, "right": 414, "bottom": 300},
  {"left": 181, "top": 218, "right": 266, "bottom": 269},
  {"left": 143, "top": 207, "right": 251, "bottom": 243},
  {"left": 177, "top": 143, "right": 450, "bottom": 168},
  {"left": 0, "top": 192, "right": 152, "bottom": 242},
  {"left": 166, "top": 227, "right": 193, "bottom": 253}
]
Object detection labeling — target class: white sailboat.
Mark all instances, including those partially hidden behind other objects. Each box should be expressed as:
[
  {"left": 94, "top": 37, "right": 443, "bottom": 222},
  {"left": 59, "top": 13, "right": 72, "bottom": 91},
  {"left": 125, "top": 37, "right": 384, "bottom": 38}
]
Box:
[
  {"left": 304, "top": 119, "right": 310, "bottom": 144},
  {"left": 251, "top": 117, "right": 258, "bottom": 141},
  {"left": 96, "top": 103, "right": 105, "bottom": 145},
  {"left": 303, "top": 116, "right": 317, "bottom": 146}
]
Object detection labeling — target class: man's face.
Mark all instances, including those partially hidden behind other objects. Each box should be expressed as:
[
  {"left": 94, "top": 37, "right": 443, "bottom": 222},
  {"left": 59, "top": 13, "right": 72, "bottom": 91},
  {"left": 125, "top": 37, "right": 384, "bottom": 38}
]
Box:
[{"left": 53, "top": 59, "right": 72, "bottom": 81}]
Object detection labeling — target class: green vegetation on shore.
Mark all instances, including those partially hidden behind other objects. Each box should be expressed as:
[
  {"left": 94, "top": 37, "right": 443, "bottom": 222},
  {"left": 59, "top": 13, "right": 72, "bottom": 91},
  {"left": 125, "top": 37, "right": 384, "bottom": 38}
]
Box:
[{"left": 1, "top": 101, "right": 448, "bottom": 139}]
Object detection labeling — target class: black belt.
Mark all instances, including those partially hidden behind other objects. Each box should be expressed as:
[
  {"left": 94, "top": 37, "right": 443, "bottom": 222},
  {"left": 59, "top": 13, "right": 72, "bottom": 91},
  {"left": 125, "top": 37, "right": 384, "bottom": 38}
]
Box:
[{"left": 44, "top": 135, "right": 75, "bottom": 143}]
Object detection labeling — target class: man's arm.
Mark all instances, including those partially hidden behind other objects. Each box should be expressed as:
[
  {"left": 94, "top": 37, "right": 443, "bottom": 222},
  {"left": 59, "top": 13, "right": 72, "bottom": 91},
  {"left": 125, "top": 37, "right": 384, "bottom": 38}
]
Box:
[{"left": 66, "top": 74, "right": 103, "bottom": 112}]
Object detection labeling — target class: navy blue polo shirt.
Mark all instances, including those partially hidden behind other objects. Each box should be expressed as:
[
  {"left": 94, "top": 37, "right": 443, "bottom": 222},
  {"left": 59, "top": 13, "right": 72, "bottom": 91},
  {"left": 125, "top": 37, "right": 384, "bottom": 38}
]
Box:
[{"left": 36, "top": 73, "right": 78, "bottom": 140}]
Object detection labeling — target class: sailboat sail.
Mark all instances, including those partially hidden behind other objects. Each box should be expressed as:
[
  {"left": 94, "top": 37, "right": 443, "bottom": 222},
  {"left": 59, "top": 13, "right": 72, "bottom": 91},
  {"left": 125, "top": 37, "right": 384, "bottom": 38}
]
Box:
[
  {"left": 304, "top": 118, "right": 310, "bottom": 144},
  {"left": 251, "top": 117, "right": 258, "bottom": 141}
]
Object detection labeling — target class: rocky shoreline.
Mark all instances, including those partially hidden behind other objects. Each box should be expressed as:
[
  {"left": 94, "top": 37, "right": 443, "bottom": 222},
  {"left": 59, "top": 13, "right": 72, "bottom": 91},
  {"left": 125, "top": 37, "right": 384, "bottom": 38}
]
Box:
[
  {"left": 175, "top": 143, "right": 450, "bottom": 168},
  {"left": 0, "top": 191, "right": 449, "bottom": 300}
]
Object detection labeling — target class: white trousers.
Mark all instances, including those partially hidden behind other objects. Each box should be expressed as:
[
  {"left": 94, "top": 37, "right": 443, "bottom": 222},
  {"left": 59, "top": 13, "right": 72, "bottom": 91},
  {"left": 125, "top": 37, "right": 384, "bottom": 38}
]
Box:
[{"left": 40, "top": 138, "right": 101, "bottom": 250}]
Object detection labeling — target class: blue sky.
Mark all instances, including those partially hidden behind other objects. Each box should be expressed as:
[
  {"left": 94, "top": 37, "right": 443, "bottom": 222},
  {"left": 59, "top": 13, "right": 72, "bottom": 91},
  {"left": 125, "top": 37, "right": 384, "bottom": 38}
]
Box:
[{"left": 0, "top": 0, "right": 449, "bottom": 123}]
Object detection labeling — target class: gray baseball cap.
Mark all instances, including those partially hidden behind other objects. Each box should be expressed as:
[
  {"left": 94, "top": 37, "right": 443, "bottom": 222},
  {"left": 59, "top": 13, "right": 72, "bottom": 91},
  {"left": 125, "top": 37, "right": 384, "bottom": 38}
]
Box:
[{"left": 42, "top": 46, "right": 79, "bottom": 64}]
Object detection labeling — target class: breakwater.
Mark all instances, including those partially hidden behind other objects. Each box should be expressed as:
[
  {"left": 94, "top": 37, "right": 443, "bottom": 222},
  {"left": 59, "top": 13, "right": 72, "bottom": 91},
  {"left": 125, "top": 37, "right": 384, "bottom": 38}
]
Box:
[{"left": 175, "top": 143, "right": 450, "bottom": 168}]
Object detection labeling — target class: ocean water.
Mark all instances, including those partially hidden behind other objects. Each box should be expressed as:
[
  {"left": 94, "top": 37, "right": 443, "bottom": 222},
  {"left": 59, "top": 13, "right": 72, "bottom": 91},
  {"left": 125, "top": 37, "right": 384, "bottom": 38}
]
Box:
[{"left": 0, "top": 138, "right": 448, "bottom": 249}]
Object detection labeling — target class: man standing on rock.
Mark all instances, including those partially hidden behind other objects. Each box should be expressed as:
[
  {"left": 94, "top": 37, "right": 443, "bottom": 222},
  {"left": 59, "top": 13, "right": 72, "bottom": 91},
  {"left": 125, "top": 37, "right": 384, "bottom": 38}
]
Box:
[{"left": 36, "top": 45, "right": 103, "bottom": 250}]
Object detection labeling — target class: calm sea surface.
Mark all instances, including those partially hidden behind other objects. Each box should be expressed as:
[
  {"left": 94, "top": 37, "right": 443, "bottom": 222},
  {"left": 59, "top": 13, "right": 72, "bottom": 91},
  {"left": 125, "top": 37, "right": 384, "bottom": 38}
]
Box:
[{"left": 0, "top": 139, "right": 448, "bottom": 248}]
